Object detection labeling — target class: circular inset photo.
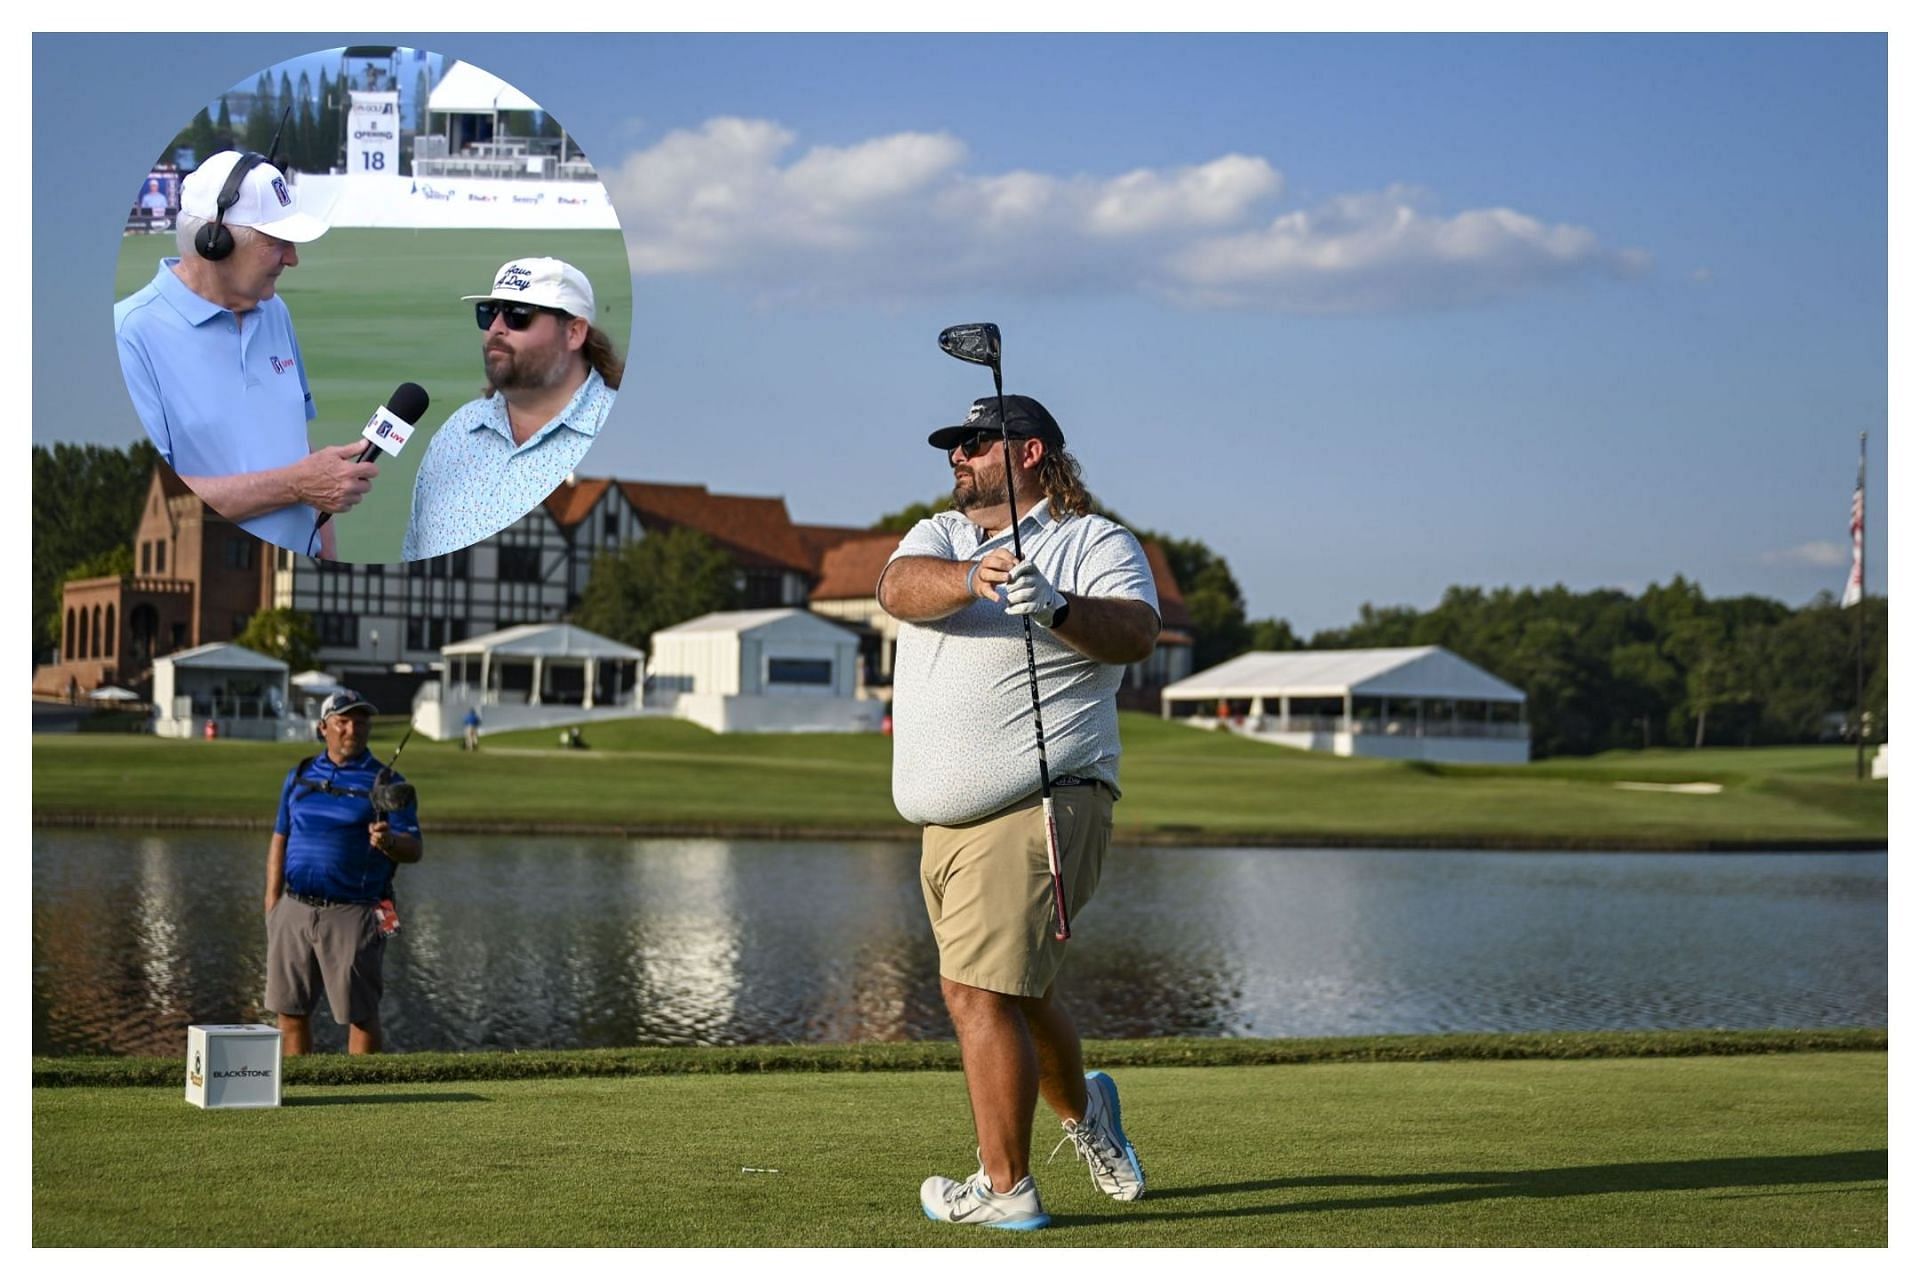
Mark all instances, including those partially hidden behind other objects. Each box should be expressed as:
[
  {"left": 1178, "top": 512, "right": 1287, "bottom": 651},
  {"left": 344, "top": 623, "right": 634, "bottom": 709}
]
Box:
[{"left": 112, "top": 45, "right": 631, "bottom": 564}]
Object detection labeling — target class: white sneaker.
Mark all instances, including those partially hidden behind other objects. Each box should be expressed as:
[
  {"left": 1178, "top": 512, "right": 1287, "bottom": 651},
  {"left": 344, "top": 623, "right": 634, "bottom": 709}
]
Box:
[
  {"left": 1054, "top": 1070, "right": 1146, "bottom": 1201},
  {"left": 919, "top": 1169, "right": 1051, "bottom": 1230}
]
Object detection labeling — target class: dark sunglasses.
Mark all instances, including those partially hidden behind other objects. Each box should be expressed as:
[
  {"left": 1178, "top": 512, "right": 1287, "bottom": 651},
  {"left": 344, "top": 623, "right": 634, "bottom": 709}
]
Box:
[
  {"left": 474, "top": 300, "right": 565, "bottom": 332},
  {"left": 952, "top": 430, "right": 1005, "bottom": 460}
]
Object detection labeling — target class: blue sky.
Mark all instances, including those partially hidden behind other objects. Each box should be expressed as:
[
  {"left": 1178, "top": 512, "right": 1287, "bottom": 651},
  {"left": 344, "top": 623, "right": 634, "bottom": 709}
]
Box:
[{"left": 35, "top": 33, "right": 1888, "bottom": 633}]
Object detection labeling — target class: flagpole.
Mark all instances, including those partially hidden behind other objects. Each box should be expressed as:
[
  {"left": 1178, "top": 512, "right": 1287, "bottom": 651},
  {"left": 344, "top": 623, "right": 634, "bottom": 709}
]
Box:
[{"left": 1855, "top": 431, "right": 1867, "bottom": 782}]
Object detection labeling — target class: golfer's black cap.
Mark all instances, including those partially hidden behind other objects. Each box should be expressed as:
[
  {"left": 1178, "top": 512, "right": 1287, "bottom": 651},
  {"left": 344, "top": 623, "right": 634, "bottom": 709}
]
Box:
[{"left": 928, "top": 395, "right": 1065, "bottom": 452}]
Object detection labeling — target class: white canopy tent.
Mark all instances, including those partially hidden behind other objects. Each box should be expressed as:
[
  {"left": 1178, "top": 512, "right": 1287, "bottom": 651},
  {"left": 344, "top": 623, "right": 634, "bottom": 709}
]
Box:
[
  {"left": 425, "top": 61, "right": 541, "bottom": 112},
  {"left": 441, "top": 623, "right": 643, "bottom": 711},
  {"left": 421, "top": 61, "right": 580, "bottom": 177},
  {"left": 1162, "top": 646, "right": 1530, "bottom": 763},
  {"left": 647, "top": 609, "right": 882, "bottom": 733},
  {"left": 151, "top": 642, "right": 301, "bottom": 740}
]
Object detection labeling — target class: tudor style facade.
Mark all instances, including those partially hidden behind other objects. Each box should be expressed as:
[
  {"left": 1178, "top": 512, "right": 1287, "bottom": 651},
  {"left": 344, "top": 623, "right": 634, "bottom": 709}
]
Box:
[{"left": 37, "top": 466, "right": 1197, "bottom": 713}]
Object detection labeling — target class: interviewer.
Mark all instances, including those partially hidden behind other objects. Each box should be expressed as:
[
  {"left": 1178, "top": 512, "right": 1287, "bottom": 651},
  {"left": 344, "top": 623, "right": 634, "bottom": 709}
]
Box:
[{"left": 115, "top": 150, "right": 375, "bottom": 558}]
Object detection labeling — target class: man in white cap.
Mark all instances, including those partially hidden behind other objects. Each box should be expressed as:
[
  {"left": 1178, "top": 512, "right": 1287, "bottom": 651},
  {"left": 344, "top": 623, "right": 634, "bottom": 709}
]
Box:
[
  {"left": 115, "top": 150, "right": 375, "bottom": 558},
  {"left": 400, "top": 257, "right": 623, "bottom": 560}
]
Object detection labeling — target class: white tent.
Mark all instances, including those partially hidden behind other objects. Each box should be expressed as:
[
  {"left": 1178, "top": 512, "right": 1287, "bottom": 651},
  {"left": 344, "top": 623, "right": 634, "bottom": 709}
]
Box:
[
  {"left": 87, "top": 685, "right": 141, "bottom": 702},
  {"left": 442, "top": 623, "right": 643, "bottom": 710},
  {"left": 151, "top": 643, "right": 300, "bottom": 740},
  {"left": 425, "top": 61, "right": 541, "bottom": 112},
  {"left": 291, "top": 670, "right": 349, "bottom": 695},
  {"left": 647, "top": 609, "right": 882, "bottom": 734},
  {"left": 1162, "top": 646, "right": 1530, "bottom": 764}
]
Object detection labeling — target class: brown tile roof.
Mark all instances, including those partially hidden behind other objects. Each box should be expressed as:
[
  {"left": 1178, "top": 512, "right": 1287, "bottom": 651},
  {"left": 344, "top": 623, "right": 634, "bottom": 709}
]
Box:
[
  {"left": 617, "top": 481, "right": 816, "bottom": 574},
  {"left": 811, "top": 532, "right": 904, "bottom": 601},
  {"left": 1140, "top": 540, "right": 1192, "bottom": 633},
  {"left": 543, "top": 476, "right": 612, "bottom": 527},
  {"left": 792, "top": 522, "right": 872, "bottom": 564}
]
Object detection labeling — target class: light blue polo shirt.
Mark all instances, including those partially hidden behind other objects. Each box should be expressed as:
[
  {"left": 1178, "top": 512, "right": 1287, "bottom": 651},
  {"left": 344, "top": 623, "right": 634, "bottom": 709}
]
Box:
[
  {"left": 114, "top": 257, "right": 320, "bottom": 554},
  {"left": 401, "top": 368, "right": 615, "bottom": 560}
]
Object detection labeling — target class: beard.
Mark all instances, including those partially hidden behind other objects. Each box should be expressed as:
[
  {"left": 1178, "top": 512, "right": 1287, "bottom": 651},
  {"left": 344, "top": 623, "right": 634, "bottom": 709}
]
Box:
[
  {"left": 952, "top": 451, "right": 1008, "bottom": 513},
  {"left": 484, "top": 336, "right": 572, "bottom": 393}
]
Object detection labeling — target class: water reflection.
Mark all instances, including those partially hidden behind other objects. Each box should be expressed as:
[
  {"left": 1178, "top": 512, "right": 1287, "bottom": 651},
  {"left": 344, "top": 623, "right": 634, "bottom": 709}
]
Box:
[{"left": 32, "top": 831, "right": 1887, "bottom": 1056}]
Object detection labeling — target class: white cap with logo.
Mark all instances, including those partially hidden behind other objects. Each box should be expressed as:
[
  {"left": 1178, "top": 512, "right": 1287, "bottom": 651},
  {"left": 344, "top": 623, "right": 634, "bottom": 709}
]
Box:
[
  {"left": 462, "top": 257, "right": 597, "bottom": 324},
  {"left": 180, "top": 150, "right": 330, "bottom": 244}
]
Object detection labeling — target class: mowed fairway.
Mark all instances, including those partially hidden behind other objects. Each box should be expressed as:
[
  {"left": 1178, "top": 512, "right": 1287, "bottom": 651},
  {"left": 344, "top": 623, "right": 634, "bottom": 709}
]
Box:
[
  {"left": 116, "top": 227, "right": 633, "bottom": 562},
  {"left": 33, "top": 1053, "right": 1885, "bottom": 1246},
  {"left": 33, "top": 717, "right": 1886, "bottom": 848}
]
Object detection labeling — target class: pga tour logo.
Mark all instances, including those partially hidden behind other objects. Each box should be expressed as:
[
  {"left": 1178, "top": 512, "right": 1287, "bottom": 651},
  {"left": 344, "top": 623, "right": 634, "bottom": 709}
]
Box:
[
  {"left": 271, "top": 177, "right": 291, "bottom": 207},
  {"left": 361, "top": 407, "right": 413, "bottom": 456},
  {"left": 269, "top": 355, "right": 292, "bottom": 374}
]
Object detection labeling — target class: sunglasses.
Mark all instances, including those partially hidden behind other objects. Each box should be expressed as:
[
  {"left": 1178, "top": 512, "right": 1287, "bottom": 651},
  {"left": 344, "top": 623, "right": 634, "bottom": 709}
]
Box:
[
  {"left": 952, "top": 430, "right": 1006, "bottom": 460},
  {"left": 474, "top": 301, "right": 565, "bottom": 332}
]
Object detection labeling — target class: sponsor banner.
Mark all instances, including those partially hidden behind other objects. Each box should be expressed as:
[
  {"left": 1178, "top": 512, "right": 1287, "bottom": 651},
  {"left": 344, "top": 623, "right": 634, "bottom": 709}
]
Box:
[
  {"left": 298, "top": 173, "right": 620, "bottom": 230},
  {"left": 185, "top": 1024, "right": 282, "bottom": 1109},
  {"left": 360, "top": 404, "right": 416, "bottom": 457},
  {"left": 347, "top": 91, "right": 402, "bottom": 176}
]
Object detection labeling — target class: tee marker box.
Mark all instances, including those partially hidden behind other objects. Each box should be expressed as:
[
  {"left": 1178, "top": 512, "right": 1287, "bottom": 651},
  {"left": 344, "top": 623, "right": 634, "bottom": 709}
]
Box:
[{"left": 185, "top": 1024, "right": 283, "bottom": 1109}]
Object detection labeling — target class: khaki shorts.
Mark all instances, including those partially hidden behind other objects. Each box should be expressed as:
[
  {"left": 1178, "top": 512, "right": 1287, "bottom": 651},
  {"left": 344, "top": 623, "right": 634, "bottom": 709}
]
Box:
[
  {"left": 921, "top": 785, "right": 1114, "bottom": 998},
  {"left": 265, "top": 897, "right": 386, "bottom": 1027}
]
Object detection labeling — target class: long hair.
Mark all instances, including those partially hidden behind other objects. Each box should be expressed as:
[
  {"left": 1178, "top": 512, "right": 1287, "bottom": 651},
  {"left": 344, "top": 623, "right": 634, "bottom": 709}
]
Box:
[
  {"left": 1037, "top": 446, "right": 1092, "bottom": 519},
  {"left": 582, "top": 323, "right": 625, "bottom": 390}
]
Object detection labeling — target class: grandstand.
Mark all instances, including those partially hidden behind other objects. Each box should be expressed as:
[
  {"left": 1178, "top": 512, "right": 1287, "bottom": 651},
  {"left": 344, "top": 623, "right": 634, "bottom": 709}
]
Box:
[{"left": 125, "top": 47, "right": 613, "bottom": 234}]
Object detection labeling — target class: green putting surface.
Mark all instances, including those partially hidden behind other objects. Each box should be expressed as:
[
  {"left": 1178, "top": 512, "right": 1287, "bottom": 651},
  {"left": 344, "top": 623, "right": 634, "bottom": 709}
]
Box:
[{"left": 115, "top": 227, "right": 632, "bottom": 563}]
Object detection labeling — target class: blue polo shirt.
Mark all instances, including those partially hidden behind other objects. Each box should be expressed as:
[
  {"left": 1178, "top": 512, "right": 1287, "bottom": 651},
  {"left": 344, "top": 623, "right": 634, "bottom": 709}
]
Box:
[
  {"left": 273, "top": 749, "right": 422, "bottom": 903},
  {"left": 401, "top": 369, "right": 615, "bottom": 560},
  {"left": 114, "top": 257, "right": 320, "bottom": 554}
]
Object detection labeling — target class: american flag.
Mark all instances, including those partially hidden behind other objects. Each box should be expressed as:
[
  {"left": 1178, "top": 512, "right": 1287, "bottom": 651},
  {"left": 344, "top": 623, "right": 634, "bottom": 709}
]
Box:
[{"left": 1841, "top": 472, "right": 1864, "bottom": 607}]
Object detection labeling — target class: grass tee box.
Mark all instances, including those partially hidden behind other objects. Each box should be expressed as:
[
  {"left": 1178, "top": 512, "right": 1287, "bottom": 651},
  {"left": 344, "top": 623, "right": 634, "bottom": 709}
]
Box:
[
  {"left": 116, "top": 228, "right": 633, "bottom": 562},
  {"left": 32, "top": 1050, "right": 1887, "bottom": 1246}
]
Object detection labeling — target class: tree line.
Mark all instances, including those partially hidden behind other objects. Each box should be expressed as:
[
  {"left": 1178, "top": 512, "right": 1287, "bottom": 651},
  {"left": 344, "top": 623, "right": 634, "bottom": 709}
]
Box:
[
  {"left": 871, "top": 494, "right": 1885, "bottom": 757},
  {"left": 164, "top": 64, "right": 438, "bottom": 177}
]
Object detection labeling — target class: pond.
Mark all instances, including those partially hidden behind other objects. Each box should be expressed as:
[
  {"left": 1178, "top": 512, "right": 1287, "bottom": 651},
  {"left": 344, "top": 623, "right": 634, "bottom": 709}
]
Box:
[{"left": 32, "top": 830, "right": 1886, "bottom": 1056}]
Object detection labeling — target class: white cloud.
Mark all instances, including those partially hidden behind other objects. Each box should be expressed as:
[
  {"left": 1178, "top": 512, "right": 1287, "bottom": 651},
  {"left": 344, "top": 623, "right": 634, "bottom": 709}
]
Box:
[
  {"left": 604, "top": 119, "right": 1645, "bottom": 311},
  {"left": 1762, "top": 541, "right": 1849, "bottom": 568}
]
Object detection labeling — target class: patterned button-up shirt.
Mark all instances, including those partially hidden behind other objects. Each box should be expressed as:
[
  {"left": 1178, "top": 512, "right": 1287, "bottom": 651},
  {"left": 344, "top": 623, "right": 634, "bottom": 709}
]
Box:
[{"left": 401, "top": 369, "right": 615, "bottom": 561}]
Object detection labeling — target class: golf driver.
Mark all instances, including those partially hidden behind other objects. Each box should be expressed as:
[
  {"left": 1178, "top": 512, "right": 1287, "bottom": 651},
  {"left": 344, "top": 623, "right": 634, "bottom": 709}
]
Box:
[{"left": 937, "top": 322, "right": 1071, "bottom": 942}]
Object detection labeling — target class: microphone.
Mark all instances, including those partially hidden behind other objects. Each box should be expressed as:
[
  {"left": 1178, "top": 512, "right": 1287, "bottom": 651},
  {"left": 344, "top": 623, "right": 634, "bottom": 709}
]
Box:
[{"left": 314, "top": 383, "right": 430, "bottom": 530}]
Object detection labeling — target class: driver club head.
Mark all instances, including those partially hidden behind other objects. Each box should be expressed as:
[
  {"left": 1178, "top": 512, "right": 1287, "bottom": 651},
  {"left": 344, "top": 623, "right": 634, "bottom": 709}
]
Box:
[{"left": 938, "top": 323, "right": 1001, "bottom": 370}]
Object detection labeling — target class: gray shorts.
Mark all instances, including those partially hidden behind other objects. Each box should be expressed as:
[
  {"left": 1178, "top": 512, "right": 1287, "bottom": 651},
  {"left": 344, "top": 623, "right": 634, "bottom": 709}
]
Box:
[{"left": 265, "top": 896, "right": 386, "bottom": 1027}]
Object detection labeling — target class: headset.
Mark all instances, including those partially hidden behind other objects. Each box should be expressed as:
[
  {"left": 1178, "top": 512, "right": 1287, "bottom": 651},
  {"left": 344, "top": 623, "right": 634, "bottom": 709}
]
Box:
[{"left": 192, "top": 151, "right": 268, "bottom": 262}]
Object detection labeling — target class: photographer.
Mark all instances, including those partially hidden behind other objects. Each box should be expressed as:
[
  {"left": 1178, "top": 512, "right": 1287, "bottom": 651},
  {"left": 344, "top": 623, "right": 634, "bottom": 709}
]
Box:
[{"left": 263, "top": 691, "right": 422, "bottom": 1055}]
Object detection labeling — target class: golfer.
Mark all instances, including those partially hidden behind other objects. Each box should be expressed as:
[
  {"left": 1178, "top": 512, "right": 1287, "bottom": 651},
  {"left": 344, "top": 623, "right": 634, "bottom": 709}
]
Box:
[
  {"left": 264, "top": 691, "right": 422, "bottom": 1054},
  {"left": 115, "top": 150, "right": 373, "bottom": 558},
  {"left": 879, "top": 393, "right": 1159, "bottom": 1230}
]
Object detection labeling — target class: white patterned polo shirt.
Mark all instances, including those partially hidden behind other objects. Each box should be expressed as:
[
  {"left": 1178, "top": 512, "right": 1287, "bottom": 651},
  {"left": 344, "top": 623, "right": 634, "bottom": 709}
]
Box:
[
  {"left": 886, "top": 500, "right": 1160, "bottom": 827},
  {"left": 401, "top": 369, "right": 615, "bottom": 560}
]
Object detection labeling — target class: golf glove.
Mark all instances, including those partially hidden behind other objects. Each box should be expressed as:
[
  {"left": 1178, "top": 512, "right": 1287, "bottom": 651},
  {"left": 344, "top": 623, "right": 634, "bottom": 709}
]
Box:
[{"left": 1004, "top": 560, "right": 1069, "bottom": 628}]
